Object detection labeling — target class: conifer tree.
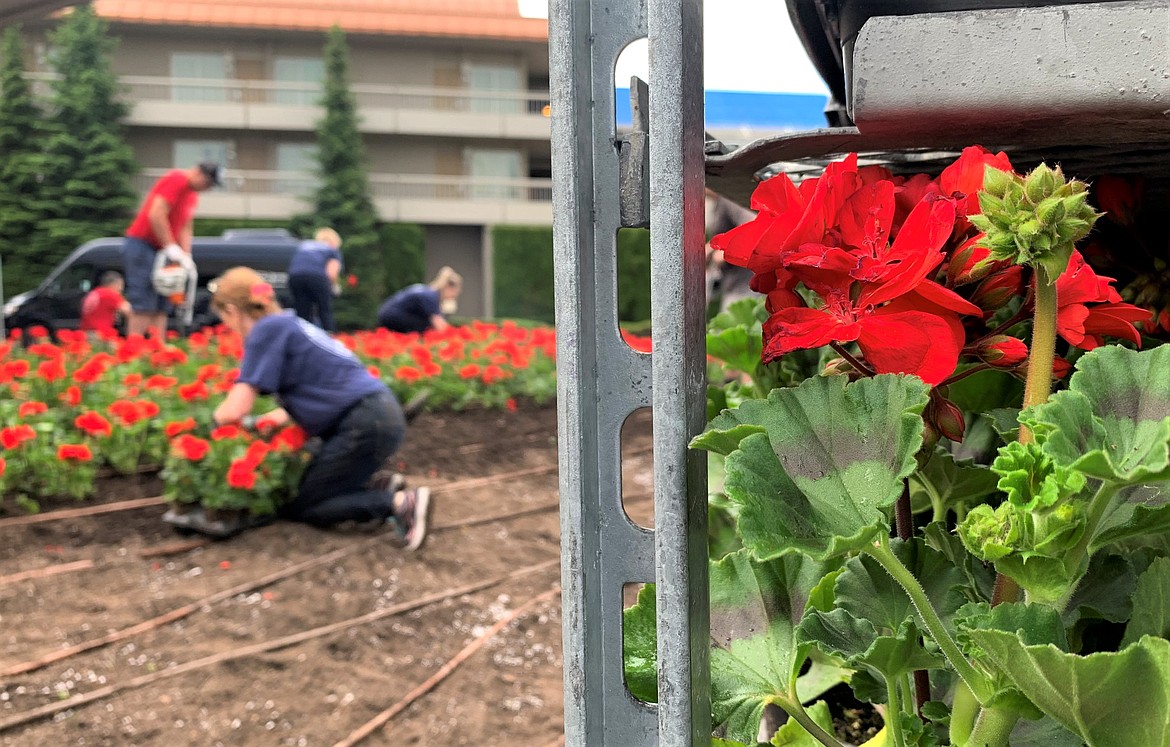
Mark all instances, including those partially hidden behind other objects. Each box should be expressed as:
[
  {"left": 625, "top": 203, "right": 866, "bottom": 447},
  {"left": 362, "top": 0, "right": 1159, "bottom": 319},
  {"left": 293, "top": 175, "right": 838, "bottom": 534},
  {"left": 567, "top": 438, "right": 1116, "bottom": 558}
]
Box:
[
  {"left": 0, "top": 27, "right": 46, "bottom": 296},
  {"left": 303, "top": 25, "right": 383, "bottom": 329},
  {"left": 31, "top": 3, "right": 138, "bottom": 276}
]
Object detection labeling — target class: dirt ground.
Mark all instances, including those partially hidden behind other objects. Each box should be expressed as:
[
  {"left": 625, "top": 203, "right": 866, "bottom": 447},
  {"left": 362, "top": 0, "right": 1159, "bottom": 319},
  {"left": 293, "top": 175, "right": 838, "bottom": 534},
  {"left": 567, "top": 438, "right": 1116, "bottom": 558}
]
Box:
[{"left": 0, "top": 406, "right": 655, "bottom": 747}]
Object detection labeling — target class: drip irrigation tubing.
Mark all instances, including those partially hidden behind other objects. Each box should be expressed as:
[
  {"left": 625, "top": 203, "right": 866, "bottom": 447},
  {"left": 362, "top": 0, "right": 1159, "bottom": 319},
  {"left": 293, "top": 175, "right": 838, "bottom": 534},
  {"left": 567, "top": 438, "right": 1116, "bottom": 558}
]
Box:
[
  {"left": 330, "top": 586, "right": 562, "bottom": 747},
  {"left": 0, "top": 559, "right": 559, "bottom": 735}
]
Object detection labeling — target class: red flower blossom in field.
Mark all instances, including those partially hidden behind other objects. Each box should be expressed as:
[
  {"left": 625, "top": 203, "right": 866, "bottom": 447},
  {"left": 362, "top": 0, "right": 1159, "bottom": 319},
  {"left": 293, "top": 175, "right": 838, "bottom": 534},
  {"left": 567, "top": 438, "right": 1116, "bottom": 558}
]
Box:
[
  {"left": 395, "top": 366, "right": 423, "bottom": 383},
  {"left": 481, "top": 364, "right": 509, "bottom": 385},
  {"left": 459, "top": 364, "right": 480, "bottom": 379},
  {"left": 1, "top": 425, "right": 36, "bottom": 449},
  {"left": 271, "top": 425, "right": 308, "bottom": 452},
  {"left": 72, "top": 357, "right": 109, "bottom": 384},
  {"left": 28, "top": 325, "right": 48, "bottom": 339},
  {"left": 0, "top": 456, "right": 5, "bottom": 477},
  {"left": 108, "top": 399, "right": 157, "bottom": 426},
  {"left": 60, "top": 385, "right": 82, "bottom": 406},
  {"left": 506, "top": 398, "right": 517, "bottom": 411},
  {"left": 1055, "top": 251, "right": 1152, "bottom": 350},
  {"left": 621, "top": 330, "right": 652, "bottom": 353},
  {"left": 75, "top": 411, "right": 113, "bottom": 437},
  {"left": 241, "top": 441, "right": 270, "bottom": 469},
  {"left": 178, "top": 381, "right": 210, "bottom": 401},
  {"left": 226, "top": 459, "right": 257, "bottom": 490},
  {"left": 346, "top": 273, "right": 358, "bottom": 288},
  {"left": 172, "top": 434, "right": 210, "bottom": 461},
  {"left": 196, "top": 364, "right": 222, "bottom": 382},
  {"left": 18, "top": 401, "right": 48, "bottom": 418},
  {"left": 144, "top": 375, "right": 179, "bottom": 391},
  {"left": 366, "top": 365, "right": 381, "bottom": 379},
  {"left": 164, "top": 418, "right": 197, "bottom": 437},
  {"left": 123, "top": 373, "right": 143, "bottom": 386},
  {"left": 936, "top": 145, "right": 1014, "bottom": 219},
  {"left": 211, "top": 424, "right": 246, "bottom": 441},
  {"left": 150, "top": 347, "right": 188, "bottom": 367},
  {"left": 4, "top": 360, "right": 30, "bottom": 379},
  {"left": 26, "top": 342, "right": 61, "bottom": 358},
  {"left": 36, "top": 357, "right": 66, "bottom": 382},
  {"left": 57, "top": 444, "right": 93, "bottom": 462},
  {"left": 137, "top": 400, "right": 160, "bottom": 419}
]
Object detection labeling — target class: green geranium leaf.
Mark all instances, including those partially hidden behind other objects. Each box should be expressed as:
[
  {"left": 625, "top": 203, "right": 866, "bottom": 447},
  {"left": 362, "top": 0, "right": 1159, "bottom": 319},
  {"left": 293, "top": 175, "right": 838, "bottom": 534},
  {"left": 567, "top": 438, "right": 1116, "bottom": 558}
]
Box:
[
  {"left": 795, "top": 656, "right": 851, "bottom": 704},
  {"left": 707, "top": 325, "right": 765, "bottom": 378},
  {"left": 621, "top": 584, "right": 659, "bottom": 703},
  {"left": 698, "top": 374, "right": 930, "bottom": 561},
  {"left": 710, "top": 549, "right": 840, "bottom": 744},
  {"left": 1122, "top": 557, "right": 1170, "bottom": 648},
  {"left": 922, "top": 522, "right": 996, "bottom": 603},
  {"left": 714, "top": 740, "right": 751, "bottom": 747},
  {"left": 835, "top": 539, "right": 967, "bottom": 634},
  {"left": 909, "top": 448, "right": 1001, "bottom": 519},
  {"left": 710, "top": 296, "right": 767, "bottom": 333},
  {"left": 807, "top": 568, "right": 844, "bottom": 614},
  {"left": 945, "top": 368, "right": 1023, "bottom": 414},
  {"left": 707, "top": 384, "right": 731, "bottom": 422},
  {"left": 968, "top": 632, "right": 1170, "bottom": 747},
  {"left": 797, "top": 609, "right": 944, "bottom": 685},
  {"left": 1090, "top": 479, "right": 1170, "bottom": 550},
  {"left": 1008, "top": 715, "right": 1086, "bottom": 747},
  {"left": 1065, "top": 553, "right": 1137, "bottom": 626},
  {"left": 985, "top": 407, "right": 1022, "bottom": 443},
  {"left": 770, "top": 700, "right": 834, "bottom": 746},
  {"left": 956, "top": 602, "right": 1063, "bottom": 719},
  {"left": 992, "top": 441, "right": 1086, "bottom": 510},
  {"left": 1024, "top": 345, "right": 1170, "bottom": 485}
]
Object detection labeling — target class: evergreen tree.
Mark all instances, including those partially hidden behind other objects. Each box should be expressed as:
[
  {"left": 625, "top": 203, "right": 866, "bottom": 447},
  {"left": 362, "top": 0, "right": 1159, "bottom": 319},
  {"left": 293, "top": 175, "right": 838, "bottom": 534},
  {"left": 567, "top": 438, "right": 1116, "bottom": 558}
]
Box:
[
  {"left": 0, "top": 27, "right": 46, "bottom": 296},
  {"left": 302, "top": 25, "right": 383, "bottom": 329},
  {"left": 30, "top": 3, "right": 138, "bottom": 279}
]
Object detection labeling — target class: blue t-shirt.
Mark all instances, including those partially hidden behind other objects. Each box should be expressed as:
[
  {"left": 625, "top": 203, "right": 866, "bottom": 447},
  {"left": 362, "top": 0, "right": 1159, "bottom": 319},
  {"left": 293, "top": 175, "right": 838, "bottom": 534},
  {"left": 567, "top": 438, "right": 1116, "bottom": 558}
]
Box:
[
  {"left": 377, "top": 284, "right": 441, "bottom": 334},
  {"left": 288, "top": 240, "right": 343, "bottom": 278},
  {"left": 238, "top": 312, "right": 386, "bottom": 435}
]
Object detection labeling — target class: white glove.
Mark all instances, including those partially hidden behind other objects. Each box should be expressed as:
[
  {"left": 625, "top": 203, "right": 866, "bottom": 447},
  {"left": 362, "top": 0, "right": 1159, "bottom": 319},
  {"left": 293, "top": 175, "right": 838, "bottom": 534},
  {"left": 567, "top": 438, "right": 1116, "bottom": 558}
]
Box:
[
  {"left": 331, "top": 283, "right": 342, "bottom": 297},
  {"left": 162, "top": 243, "right": 186, "bottom": 263}
]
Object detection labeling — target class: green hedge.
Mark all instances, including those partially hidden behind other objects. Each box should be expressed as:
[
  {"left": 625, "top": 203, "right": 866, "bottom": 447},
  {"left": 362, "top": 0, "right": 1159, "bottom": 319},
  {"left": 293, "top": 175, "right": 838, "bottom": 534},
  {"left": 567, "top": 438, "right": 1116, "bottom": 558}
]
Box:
[{"left": 492, "top": 226, "right": 651, "bottom": 324}]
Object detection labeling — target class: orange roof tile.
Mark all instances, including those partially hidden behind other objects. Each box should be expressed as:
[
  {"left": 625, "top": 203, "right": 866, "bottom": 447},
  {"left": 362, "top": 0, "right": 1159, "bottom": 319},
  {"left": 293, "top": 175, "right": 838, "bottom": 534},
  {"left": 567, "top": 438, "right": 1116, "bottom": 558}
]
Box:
[{"left": 90, "top": 0, "right": 549, "bottom": 41}]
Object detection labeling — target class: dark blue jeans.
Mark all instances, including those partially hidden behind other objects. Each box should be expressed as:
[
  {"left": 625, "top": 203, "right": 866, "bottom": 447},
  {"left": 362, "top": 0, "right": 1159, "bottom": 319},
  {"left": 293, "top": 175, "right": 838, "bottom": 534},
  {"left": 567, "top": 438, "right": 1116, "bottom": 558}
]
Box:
[
  {"left": 289, "top": 273, "right": 335, "bottom": 332},
  {"left": 278, "top": 391, "right": 406, "bottom": 526}
]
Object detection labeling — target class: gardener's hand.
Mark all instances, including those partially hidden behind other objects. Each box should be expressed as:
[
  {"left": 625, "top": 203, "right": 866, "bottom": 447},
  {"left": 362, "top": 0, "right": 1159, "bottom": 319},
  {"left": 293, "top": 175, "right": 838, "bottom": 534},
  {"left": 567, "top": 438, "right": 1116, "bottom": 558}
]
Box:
[
  {"left": 331, "top": 283, "right": 342, "bottom": 297},
  {"left": 162, "top": 243, "right": 186, "bottom": 262}
]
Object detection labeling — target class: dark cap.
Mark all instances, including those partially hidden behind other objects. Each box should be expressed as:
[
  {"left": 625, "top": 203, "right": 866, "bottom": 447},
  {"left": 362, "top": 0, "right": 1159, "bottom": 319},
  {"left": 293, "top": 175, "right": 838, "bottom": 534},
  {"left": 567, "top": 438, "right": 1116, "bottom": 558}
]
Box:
[{"left": 197, "top": 161, "right": 224, "bottom": 187}]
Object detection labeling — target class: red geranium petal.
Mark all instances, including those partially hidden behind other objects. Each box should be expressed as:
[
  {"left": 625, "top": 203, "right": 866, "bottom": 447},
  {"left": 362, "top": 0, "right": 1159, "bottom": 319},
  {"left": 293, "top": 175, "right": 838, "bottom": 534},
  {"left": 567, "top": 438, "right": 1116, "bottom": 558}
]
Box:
[
  {"left": 857, "top": 311, "right": 961, "bottom": 385},
  {"left": 761, "top": 306, "right": 858, "bottom": 362}
]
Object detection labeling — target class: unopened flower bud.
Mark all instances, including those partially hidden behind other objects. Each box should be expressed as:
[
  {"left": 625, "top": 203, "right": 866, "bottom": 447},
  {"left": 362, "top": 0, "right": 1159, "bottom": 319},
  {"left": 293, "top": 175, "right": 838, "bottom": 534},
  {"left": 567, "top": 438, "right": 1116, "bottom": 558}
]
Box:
[
  {"left": 1013, "top": 356, "right": 1073, "bottom": 381},
  {"left": 978, "top": 335, "right": 1028, "bottom": 367},
  {"left": 949, "top": 236, "right": 1000, "bottom": 285},
  {"left": 925, "top": 395, "right": 966, "bottom": 443},
  {"left": 970, "top": 266, "right": 1027, "bottom": 311}
]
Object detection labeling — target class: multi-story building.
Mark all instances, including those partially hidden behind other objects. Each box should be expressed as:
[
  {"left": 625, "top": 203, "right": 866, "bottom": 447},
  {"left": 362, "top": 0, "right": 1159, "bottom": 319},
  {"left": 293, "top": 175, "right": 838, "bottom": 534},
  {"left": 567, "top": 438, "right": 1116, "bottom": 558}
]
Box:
[
  {"left": 23, "top": 0, "right": 554, "bottom": 317},
  {"left": 18, "top": 1, "right": 828, "bottom": 317}
]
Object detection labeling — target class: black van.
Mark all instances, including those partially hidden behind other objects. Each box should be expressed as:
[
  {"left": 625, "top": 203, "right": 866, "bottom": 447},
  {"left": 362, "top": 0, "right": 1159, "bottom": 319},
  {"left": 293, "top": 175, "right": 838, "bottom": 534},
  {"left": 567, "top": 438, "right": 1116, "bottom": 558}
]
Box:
[{"left": 3, "top": 230, "right": 301, "bottom": 336}]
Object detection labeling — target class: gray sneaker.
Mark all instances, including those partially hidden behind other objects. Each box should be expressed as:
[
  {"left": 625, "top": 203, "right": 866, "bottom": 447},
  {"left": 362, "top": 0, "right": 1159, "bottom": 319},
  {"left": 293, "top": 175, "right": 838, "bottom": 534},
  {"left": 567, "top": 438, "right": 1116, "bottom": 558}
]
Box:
[
  {"left": 393, "top": 487, "right": 432, "bottom": 551},
  {"left": 370, "top": 468, "right": 406, "bottom": 495}
]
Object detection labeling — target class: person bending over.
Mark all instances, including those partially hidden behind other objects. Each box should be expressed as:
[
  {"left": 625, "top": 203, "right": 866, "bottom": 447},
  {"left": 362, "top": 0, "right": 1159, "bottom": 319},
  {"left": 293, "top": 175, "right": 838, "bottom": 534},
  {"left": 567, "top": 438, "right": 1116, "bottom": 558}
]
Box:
[
  {"left": 288, "top": 227, "right": 343, "bottom": 332},
  {"left": 208, "top": 266, "right": 431, "bottom": 549},
  {"left": 80, "top": 271, "right": 131, "bottom": 337},
  {"left": 376, "top": 266, "right": 462, "bottom": 334}
]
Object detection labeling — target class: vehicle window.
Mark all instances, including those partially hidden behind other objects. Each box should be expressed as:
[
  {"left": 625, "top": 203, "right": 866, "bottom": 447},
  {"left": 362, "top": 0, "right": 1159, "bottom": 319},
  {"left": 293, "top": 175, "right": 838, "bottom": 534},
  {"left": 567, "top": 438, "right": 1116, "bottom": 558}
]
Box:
[{"left": 50, "top": 264, "right": 96, "bottom": 294}]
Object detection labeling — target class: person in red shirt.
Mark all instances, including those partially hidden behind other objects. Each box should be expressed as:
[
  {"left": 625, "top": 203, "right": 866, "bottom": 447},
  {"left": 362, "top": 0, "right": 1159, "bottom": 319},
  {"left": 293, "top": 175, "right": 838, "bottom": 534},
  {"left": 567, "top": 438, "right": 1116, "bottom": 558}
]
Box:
[
  {"left": 80, "top": 271, "right": 131, "bottom": 337},
  {"left": 122, "top": 162, "right": 222, "bottom": 339}
]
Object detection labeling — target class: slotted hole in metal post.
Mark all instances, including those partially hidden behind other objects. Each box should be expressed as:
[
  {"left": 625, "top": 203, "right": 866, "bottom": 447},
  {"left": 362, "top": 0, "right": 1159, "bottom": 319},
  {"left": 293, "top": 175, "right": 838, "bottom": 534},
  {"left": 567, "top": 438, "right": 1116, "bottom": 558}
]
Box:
[
  {"left": 617, "top": 228, "right": 652, "bottom": 344},
  {"left": 621, "top": 406, "right": 654, "bottom": 529},
  {"left": 620, "top": 581, "right": 655, "bottom": 704}
]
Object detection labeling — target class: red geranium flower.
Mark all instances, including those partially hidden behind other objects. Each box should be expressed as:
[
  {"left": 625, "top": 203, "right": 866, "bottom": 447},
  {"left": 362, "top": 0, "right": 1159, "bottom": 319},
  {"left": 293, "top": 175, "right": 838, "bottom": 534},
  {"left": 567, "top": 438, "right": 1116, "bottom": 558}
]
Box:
[
  {"left": 211, "top": 424, "right": 246, "bottom": 441},
  {"left": 271, "top": 425, "right": 308, "bottom": 452},
  {"left": 144, "top": 375, "right": 179, "bottom": 390},
  {"left": 75, "top": 411, "right": 113, "bottom": 437},
  {"left": 36, "top": 358, "right": 66, "bottom": 383},
  {"left": 178, "top": 381, "right": 210, "bottom": 402},
  {"left": 226, "top": 459, "right": 257, "bottom": 489},
  {"left": 1055, "top": 251, "right": 1152, "bottom": 350},
  {"left": 172, "top": 434, "right": 210, "bottom": 461},
  {"left": 60, "top": 385, "right": 82, "bottom": 406},
  {"left": 0, "top": 456, "right": 6, "bottom": 477},
  {"left": 18, "top": 401, "right": 48, "bottom": 418},
  {"left": 395, "top": 366, "right": 423, "bottom": 383},
  {"left": 459, "top": 364, "right": 480, "bottom": 379},
  {"left": 164, "top": 418, "right": 197, "bottom": 437},
  {"left": 346, "top": 273, "right": 358, "bottom": 288},
  {"left": 57, "top": 444, "right": 93, "bottom": 462}
]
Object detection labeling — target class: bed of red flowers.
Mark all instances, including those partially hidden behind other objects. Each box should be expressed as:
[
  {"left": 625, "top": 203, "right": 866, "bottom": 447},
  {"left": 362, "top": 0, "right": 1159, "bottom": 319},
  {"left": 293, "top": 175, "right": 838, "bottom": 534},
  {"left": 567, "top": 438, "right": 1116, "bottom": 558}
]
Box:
[{"left": 0, "top": 320, "right": 588, "bottom": 514}]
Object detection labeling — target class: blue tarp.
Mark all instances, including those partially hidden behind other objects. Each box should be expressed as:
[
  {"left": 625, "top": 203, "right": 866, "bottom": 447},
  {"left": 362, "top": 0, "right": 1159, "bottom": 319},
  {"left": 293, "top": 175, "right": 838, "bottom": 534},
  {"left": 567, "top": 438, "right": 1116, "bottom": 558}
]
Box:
[{"left": 615, "top": 88, "right": 829, "bottom": 131}]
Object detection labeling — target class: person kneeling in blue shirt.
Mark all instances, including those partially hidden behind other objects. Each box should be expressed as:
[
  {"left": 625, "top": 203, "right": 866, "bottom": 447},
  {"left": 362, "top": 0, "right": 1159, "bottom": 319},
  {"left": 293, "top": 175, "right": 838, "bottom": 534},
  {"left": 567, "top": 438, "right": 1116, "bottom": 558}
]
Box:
[
  {"left": 208, "top": 266, "right": 431, "bottom": 550},
  {"left": 376, "top": 266, "right": 462, "bottom": 334}
]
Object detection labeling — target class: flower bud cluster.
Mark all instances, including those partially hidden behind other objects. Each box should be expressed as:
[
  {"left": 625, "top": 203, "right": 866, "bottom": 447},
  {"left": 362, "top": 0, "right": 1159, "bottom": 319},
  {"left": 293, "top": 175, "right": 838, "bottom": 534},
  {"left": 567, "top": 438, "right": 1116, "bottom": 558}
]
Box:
[{"left": 969, "top": 163, "right": 1100, "bottom": 278}]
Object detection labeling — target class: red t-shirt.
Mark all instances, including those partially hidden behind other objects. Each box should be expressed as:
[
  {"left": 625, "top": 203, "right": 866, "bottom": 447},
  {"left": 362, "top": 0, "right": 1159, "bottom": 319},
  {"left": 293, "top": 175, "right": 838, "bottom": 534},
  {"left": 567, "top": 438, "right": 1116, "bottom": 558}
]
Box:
[
  {"left": 125, "top": 170, "right": 199, "bottom": 248},
  {"left": 80, "top": 287, "right": 125, "bottom": 332}
]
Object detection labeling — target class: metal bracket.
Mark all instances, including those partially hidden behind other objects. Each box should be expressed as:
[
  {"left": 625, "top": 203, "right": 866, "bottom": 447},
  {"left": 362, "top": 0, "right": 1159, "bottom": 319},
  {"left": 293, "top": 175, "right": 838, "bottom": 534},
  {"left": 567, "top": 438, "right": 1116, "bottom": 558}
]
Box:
[{"left": 619, "top": 76, "right": 651, "bottom": 228}]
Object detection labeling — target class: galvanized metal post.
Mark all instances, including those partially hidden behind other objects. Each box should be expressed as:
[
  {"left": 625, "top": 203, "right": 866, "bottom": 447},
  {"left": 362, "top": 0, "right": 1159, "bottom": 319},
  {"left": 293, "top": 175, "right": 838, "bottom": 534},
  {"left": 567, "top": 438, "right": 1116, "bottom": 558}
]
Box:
[{"left": 551, "top": 0, "right": 708, "bottom": 744}]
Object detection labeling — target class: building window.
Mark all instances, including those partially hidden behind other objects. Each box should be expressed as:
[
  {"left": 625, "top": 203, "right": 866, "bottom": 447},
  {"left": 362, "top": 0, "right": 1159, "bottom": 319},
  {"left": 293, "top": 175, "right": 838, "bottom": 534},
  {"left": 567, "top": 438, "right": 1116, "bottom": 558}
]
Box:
[
  {"left": 171, "top": 53, "right": 231, "bottom": 102},
  {"left": 466, "top": 148, "right": 523, "bottom": 199},
  {"left": 174, "top": 140, "right": 232, "bottom": 182},
  {"left": 273, "top": 57, "right": 324, "bottom": 106},
  {"left": 275, "top": 143, "right": 317, "bottom": 195},
  {"left": 463, "top": 63, "right": 523, "bottom": 114}
]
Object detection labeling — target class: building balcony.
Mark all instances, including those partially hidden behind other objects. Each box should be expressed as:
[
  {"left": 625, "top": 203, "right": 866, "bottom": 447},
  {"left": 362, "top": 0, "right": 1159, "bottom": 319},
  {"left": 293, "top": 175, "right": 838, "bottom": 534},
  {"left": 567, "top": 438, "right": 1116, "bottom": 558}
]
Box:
[
  {"left": 133, "top": 169, "right": 554, "bottom": 225},
  {"left": 28, "top": 73, "right": 552, "bottom": 140}
]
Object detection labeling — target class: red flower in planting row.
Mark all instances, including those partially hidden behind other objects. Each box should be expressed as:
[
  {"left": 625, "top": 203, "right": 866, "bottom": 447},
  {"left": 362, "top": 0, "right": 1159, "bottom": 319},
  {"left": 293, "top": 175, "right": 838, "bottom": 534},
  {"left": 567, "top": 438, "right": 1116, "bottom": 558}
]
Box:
[
  {"left": 75, "top": 411, "right": 114, "bottom": 438},
  {"left": 171, "top": 434, "right": 211, "bottom": 461},
  {"left": 178, "top": 380, "right": 210, "bottom": 402},
  {"left": 164, "top": 418, "right": 197, "bottom": 437},
  {"left": 1, "top": 424, "right": 36, "bottom": 449},
  {"left": 18, "top": 401, "right": 48, "bottom": 418},
  {"left": 57, "top": 444, "right": 93, "bottom": 462},
  {"left": 108, "top": 399, "right": 161, "bottom": 426},
  {"left": 1055, "top": 251, "right": 1151, "bottom": 350}
]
